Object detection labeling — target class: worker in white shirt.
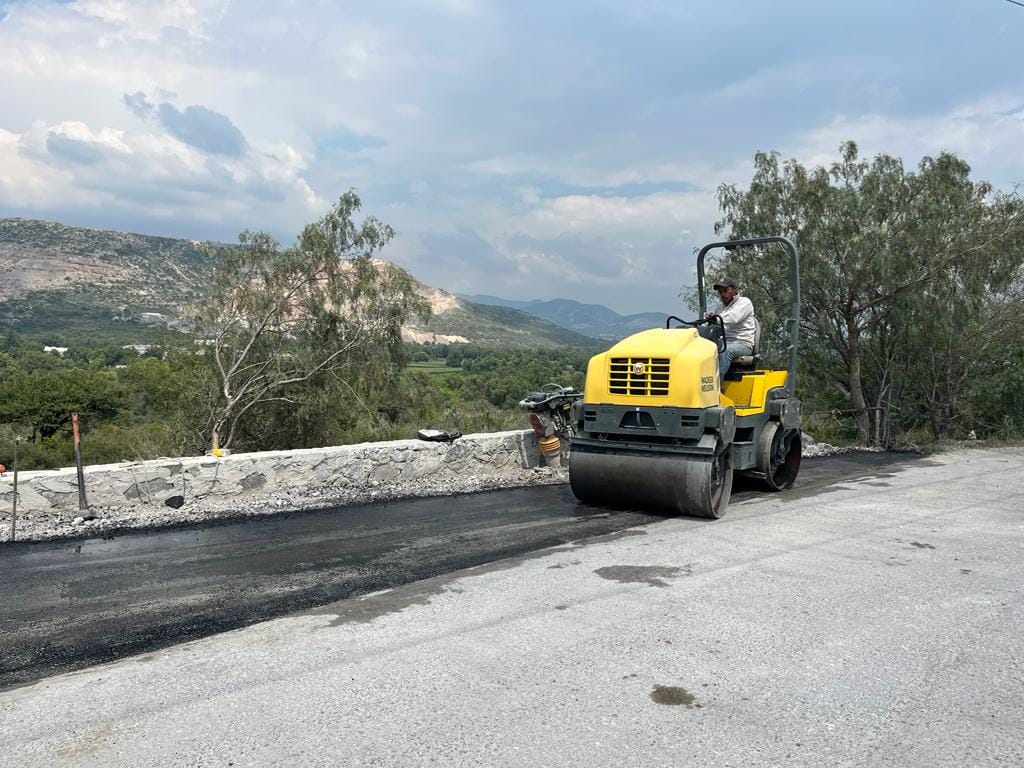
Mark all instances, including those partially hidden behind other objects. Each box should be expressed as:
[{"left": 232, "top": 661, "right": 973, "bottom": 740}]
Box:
[{"left": 707, "top": 276, "right": 756, "bottom": 378}]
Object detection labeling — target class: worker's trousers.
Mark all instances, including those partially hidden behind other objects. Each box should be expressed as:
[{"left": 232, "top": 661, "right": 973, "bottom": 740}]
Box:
[{"left": 718, "top": 341, "right": 753, "bottom": 379}]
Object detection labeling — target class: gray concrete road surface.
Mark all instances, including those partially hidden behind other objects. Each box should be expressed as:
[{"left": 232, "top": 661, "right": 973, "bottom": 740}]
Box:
[{"left": 2, "top": 446, "right": 1022, "bottom": 767}]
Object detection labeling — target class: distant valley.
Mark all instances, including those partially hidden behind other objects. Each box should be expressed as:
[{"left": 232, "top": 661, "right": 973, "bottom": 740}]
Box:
[{"left": 462, "top": 295, "right": 672, "bottom": 341}]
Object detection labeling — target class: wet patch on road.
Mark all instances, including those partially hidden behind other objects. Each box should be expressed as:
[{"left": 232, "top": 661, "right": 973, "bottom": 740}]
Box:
[
  {"left": 547, "top": 560, "right": 583, "bottom": 569},
  {"left": 893, "top": 538, "right": 937, "bottom": 550},
  {"left": 322, "top": 584, "right": 445, "bottom": 627},
  {"left": 650, "top": 685, "right": 702, "bottom": 708},
  {"left": 594, "top": 564, "right": 691, "bottom": 587}
]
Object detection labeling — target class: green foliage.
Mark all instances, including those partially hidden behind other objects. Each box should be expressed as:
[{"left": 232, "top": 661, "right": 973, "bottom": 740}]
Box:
[
  {"left": 191, "top": 191, "right": 430, "bottom": 450},
  {"left": 0, "top": 292, "right": 596, "bottom": 473},
  {"left": 406, "top": 359, "right": 462, "bottom": 374},
  {"left": 420, "top": 344, "right": 594, "bottom": 407},
  {"left": 963, "top": 335, "right": 1024, "bottom": 439},
  {"left": 0, "top": 426, "right": 74, "bottom": 472},
  {"left": 0, "top": 366, "right": 125, "bottom": 439},
  {"left": 715, "top": 141, "right": 1024, "bottom": 445},
  {"left": 216, "top": 343, "right": 594, "bottom": 453},
  {"left": 0, "top": 341, "right": 187, "bottom": 469}
]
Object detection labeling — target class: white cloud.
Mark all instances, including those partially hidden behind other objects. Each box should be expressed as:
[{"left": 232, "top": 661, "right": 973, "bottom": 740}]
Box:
[
  {"left": 48, "top": 121, "right": 132, "bottom": 153},
  {"left": 0, "top": 128, "right": 72, "bottom": 208},
  {"left": 1, "top": 116, "right": 325, "bottom": 229},
  {"left": 0, "top": 0, "right": 335, "bottom": 235},
  {"left": 422, "top": 91, "right": 1024, "bottom": 311},
  {"left": 789, "top": 95, "right": 1024, "bottom": 189},
  {"left": 71, "top": 0, "right": 229, "bottom": 41},
  {"left": 1, "top": 0, "right": 1022, "bottom": 314},
  {"left": 513, "top": 191, "right": 718, "bottom": 239}
]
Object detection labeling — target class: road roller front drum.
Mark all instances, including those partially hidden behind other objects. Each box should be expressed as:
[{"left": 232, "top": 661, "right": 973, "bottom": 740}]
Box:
[{"left": 569, "top": 443, "right": 733, "bottom": 519}]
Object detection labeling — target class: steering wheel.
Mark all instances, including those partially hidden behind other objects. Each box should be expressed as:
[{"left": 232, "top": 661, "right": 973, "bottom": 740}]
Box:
[
  {"left": 665, "top": 314, "right": 727, "bottom": 353},
  {"left": 664, "top": 315, "right": 695, "bottom": 329}
]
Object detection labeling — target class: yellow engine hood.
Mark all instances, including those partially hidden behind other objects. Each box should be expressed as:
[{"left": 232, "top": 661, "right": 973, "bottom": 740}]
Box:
[{"left": 584, "top": 327, "right": 720, "bottom": 409}]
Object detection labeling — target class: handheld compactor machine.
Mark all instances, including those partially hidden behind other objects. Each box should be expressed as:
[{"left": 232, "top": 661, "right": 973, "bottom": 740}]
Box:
[{"left": 569, "top": 237, "right": 803, "bottom": 518}]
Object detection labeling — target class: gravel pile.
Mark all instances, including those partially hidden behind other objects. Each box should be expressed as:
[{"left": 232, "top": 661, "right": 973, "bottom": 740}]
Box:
[
  {"left": 802, "top": 432, "right": 841, "bottom": 457},
  {"left": 801, "top": 432, "right": 881, "bottom": 458}
]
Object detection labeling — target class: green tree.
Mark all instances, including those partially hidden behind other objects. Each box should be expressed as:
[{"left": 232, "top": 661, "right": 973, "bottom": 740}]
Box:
[
  {"left": 192, "top": 192, "right": 429, "bottom": 451},
  {"left": 0, "top": 368, "right": 126, "bottom": 439},
  {"left": 715, "top": 141, "right": 1024, "bottom": 444}
]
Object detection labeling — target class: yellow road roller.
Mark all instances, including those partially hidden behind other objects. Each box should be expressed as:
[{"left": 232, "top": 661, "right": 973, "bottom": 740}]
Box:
[{"left": 569, "top": 236, "right": 802, "bottom": 518}]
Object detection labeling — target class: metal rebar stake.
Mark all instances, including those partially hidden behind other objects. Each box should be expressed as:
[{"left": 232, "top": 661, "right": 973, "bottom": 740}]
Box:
[
  {"left": 72, "top": 413, "right": 89, "bottom": 511},
  {"left": 9, "top": 437, "right": 18, "bottom": 542}
]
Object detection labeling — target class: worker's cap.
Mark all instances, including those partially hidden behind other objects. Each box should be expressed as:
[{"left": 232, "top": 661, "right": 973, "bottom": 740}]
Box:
[{"left": 713, "top": 276, "right": 737, "bottom": 290}]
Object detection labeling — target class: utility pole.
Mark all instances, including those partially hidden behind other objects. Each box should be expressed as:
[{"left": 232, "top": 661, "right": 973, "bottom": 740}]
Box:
[{"left": 72, "top": 413, "right": 89, "bottom": 511}]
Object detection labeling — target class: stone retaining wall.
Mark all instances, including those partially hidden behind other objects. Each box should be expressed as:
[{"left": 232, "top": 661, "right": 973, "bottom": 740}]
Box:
[{"left": 0, "top": 430, "right": 549, "bottom": 540}]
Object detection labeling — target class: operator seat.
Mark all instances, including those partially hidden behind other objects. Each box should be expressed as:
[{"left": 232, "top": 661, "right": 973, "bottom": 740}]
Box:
[{"left": 725, "top": 318, "right": 761, "bottom": 379}]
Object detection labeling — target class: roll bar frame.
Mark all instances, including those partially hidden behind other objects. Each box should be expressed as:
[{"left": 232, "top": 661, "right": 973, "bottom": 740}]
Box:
[{"left": 696, "top": 236, "right": 800, "bottom": 396}]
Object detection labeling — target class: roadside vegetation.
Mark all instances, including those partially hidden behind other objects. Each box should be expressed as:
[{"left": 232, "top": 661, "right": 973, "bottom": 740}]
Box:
[
  {"left": 2, "top": 143, "right": 1023, "bottom": 470},
  {"left": 711, "top": 141, "right": 1024, "bottom": 448},
  {"left": 0, "top": 337, "right": 594, "bottom": 471}
]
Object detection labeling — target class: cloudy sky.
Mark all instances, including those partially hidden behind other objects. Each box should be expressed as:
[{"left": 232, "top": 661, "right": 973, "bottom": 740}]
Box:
[{"left": 1, "top": 0, "right": 1022, "bottom": 314}]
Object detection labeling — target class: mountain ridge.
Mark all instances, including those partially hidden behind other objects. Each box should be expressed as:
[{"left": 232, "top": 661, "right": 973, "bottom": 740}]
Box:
[
  {"left": 0, "top": 218, "right": 597, "bottom": 349},
  {"left": 462, "top": 294, "right": 671, "bottom": 340}
]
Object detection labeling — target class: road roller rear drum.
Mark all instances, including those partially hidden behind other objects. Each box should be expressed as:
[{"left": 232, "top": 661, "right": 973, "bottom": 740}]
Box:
[{"left": 569, "top": 443, "right": 733, "bottom": 519}]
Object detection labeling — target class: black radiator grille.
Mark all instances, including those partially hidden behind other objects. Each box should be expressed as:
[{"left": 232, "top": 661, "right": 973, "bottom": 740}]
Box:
[{"left": 609, "top": 357, "right": 670, "bottom": 396}]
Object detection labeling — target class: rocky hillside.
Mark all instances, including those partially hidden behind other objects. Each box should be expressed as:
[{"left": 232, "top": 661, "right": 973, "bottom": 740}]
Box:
[
  {"left": 0, "top": 217, "right": 210, "bottom": 307},
  {"left": 0, "top": 218, "right": 596, "bottom": 348}
]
